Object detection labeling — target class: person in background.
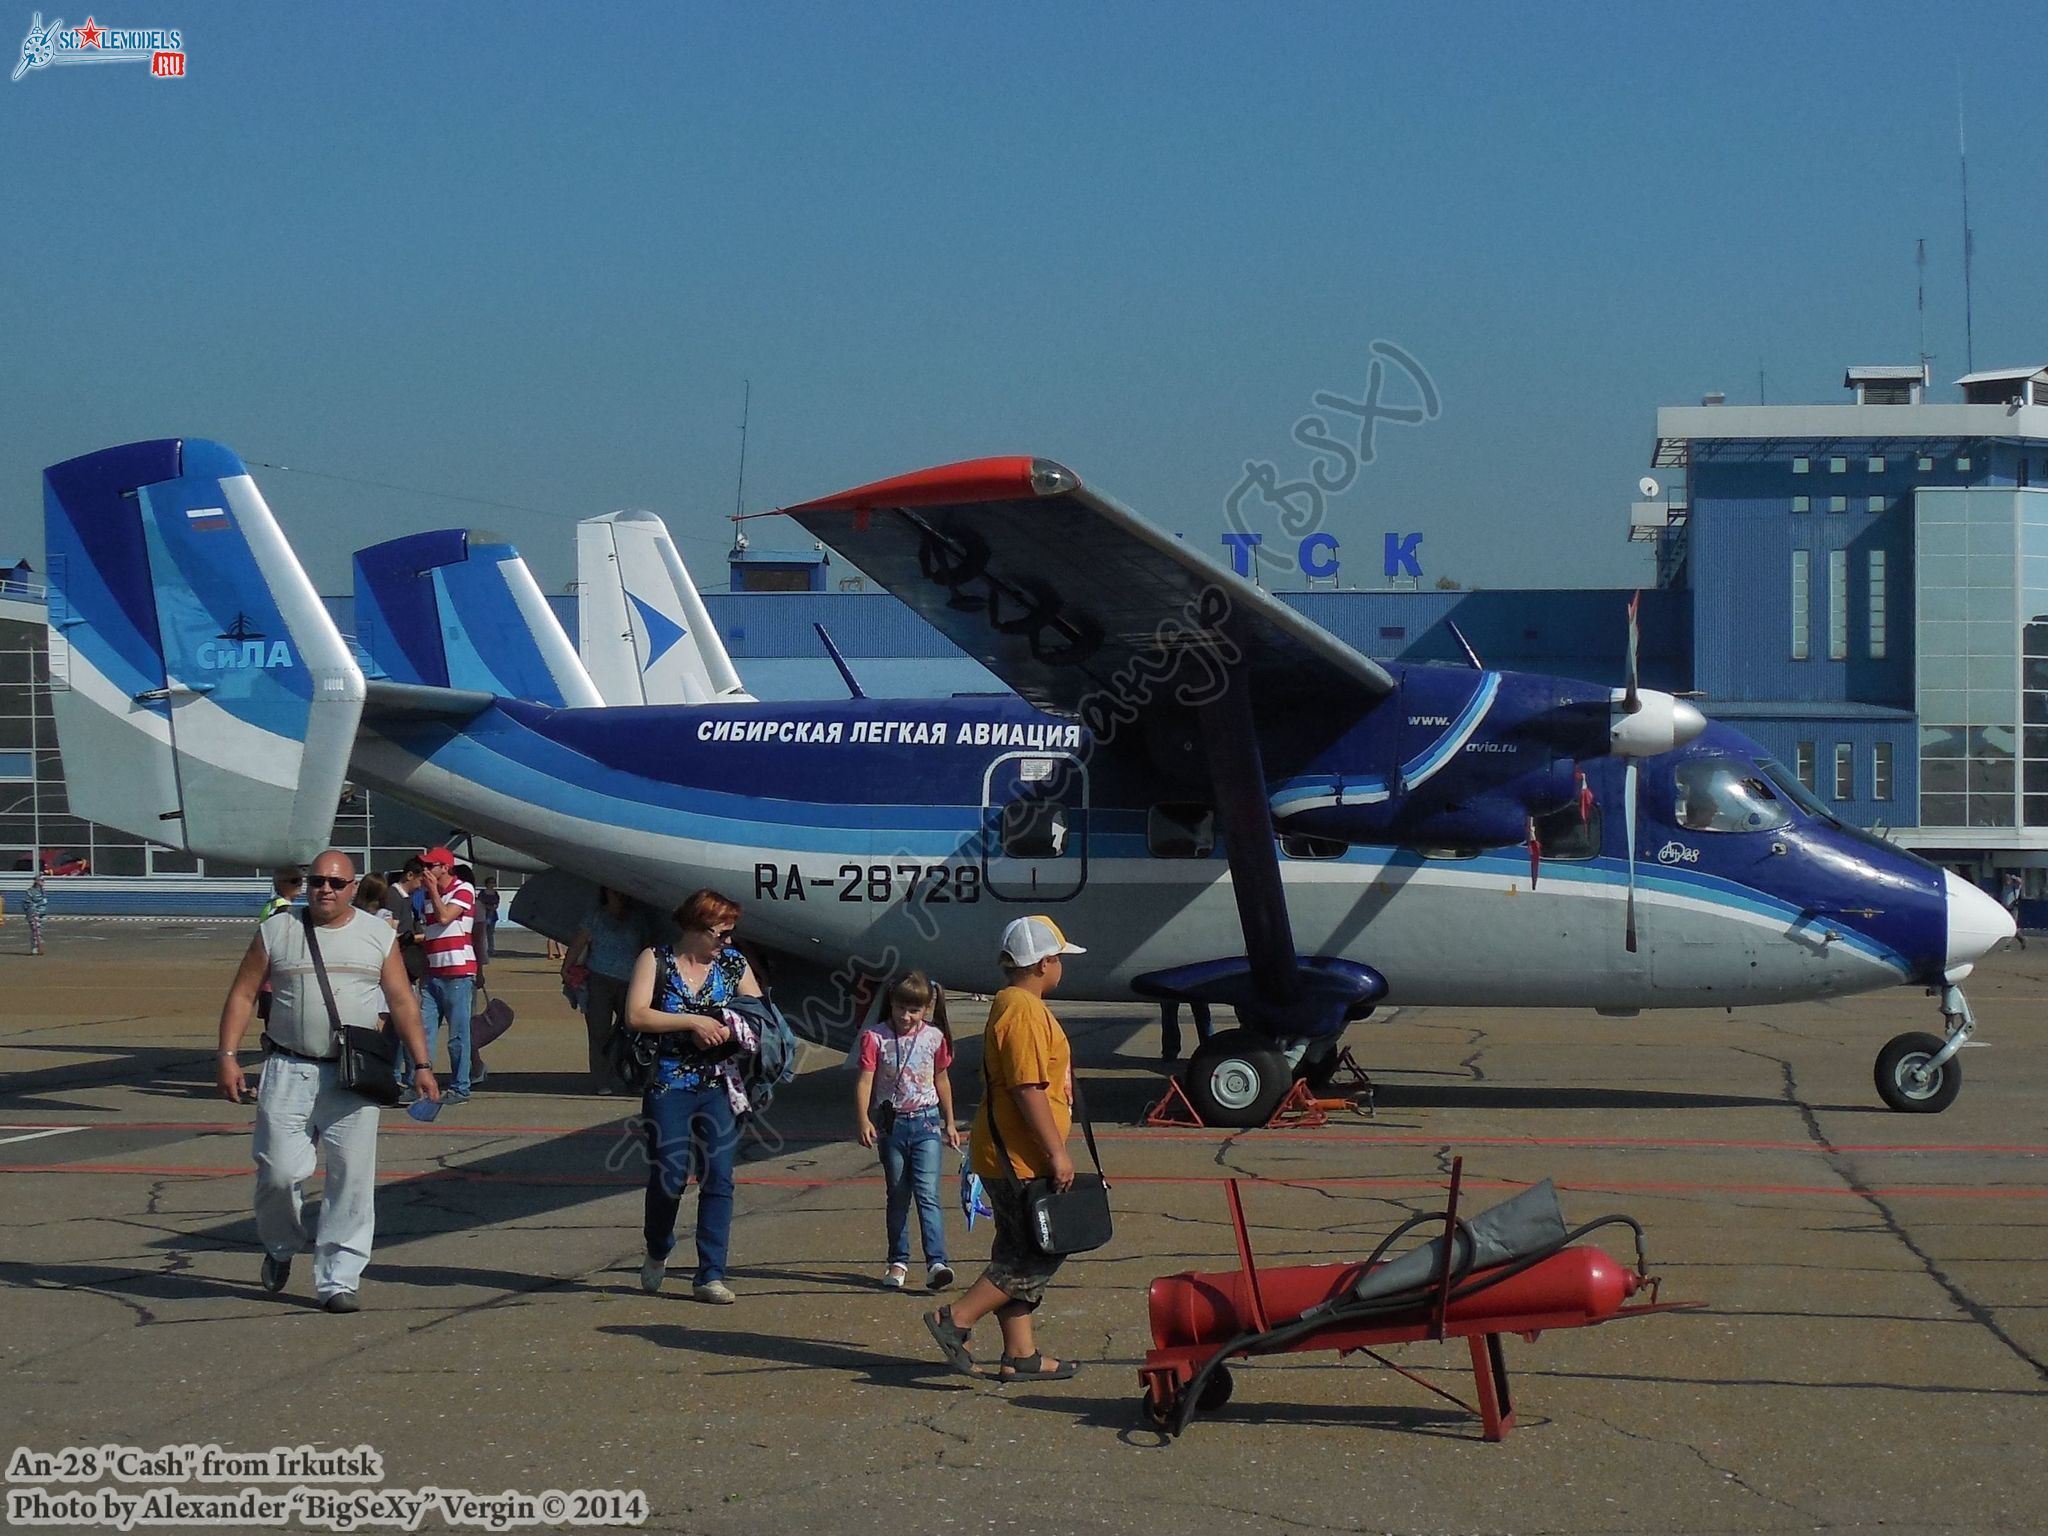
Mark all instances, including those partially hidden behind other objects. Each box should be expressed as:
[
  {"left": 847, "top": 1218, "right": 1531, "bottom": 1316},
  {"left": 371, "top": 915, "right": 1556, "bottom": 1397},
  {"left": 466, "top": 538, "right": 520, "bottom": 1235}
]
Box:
[
  {"left": 414, "top": 847, "right": 478, "bottom": 1104},
  {"left": 854, "top": 972, "right": 959, "bottom": 1291},
  {"left": 478, "top": 875, "right": 502, "bottom": 962},
  {"left": 23, "top": 875, "right": 49, "bottom": 956},
  {"left": 259, "top": 868, "right": 304, "bottom": 922},
  {"left": 354, "top": 872, "right": 391, "bottom": 923},
  {"left": 2001, "top": 871, "right": 2027, "bottom": 950},
  {"left": 382, "top": 859, "right": 429, "bottom": 993},
  {"left": 564, "top": 886, "right": 647, "bottom": 1095},
  {"left": 624, "top": 889, "right": 761, "bottom": 1304},
  {"left": 1159, "top": 999, "right": 1212, "bottom": 1063}
]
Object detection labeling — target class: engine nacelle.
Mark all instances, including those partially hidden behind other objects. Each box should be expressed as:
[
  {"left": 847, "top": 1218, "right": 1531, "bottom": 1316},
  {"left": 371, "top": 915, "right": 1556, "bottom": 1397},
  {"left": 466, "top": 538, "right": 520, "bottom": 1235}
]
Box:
[{"left": 1609, "top": 690, "right": 1706, "bottom": 758}]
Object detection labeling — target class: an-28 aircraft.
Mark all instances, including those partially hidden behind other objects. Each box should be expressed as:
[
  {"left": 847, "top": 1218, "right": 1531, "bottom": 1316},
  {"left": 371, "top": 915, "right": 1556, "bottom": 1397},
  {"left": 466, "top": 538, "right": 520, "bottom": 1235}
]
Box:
[{"left": 41, "top": 439, "right": 2013, "bottom": 1123}]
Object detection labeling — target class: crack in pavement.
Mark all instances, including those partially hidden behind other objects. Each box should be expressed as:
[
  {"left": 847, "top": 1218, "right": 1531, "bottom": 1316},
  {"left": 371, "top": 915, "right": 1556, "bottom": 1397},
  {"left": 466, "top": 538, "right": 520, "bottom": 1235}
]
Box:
[
  {"left": 1746, "top": 1046, "right": 2048, "bottom": 1386},
  {"left": 1588, "top": 1408, "right": 1819, "bottom": 1523}
]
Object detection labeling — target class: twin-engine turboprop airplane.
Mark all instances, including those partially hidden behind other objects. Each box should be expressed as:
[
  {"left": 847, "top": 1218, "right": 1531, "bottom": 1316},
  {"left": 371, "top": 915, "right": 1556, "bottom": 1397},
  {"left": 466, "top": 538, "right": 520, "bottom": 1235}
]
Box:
[{"left": 41, "top": 440, "right": 2013, "bottom": 1122}]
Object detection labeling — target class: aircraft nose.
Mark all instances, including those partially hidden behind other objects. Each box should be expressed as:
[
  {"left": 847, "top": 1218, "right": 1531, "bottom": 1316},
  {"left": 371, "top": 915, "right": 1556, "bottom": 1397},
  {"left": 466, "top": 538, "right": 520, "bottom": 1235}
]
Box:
[{"left": 1944, "top": 869, "right": 2016, "bottom": 979}]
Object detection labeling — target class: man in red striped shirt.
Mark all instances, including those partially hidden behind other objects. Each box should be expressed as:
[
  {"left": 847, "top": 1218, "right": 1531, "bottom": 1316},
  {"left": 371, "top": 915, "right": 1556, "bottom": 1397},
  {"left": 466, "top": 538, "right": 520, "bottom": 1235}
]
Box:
[{"left": 414, "top": 846, "right": 478, "bottom": 1103}]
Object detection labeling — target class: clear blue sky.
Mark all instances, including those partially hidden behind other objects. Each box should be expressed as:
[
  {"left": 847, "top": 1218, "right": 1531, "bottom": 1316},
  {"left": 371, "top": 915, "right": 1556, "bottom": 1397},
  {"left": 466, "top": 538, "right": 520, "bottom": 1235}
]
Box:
[{"left": 3, "top": 2, "right": 2042, "bottom": 597}]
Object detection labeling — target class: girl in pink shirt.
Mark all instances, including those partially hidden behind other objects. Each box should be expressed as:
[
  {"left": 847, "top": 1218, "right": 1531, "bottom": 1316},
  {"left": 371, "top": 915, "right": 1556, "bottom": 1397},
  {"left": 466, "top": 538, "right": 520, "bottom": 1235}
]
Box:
[{"left": 854, "top": 973, "right": 960, "bottom": 1291}]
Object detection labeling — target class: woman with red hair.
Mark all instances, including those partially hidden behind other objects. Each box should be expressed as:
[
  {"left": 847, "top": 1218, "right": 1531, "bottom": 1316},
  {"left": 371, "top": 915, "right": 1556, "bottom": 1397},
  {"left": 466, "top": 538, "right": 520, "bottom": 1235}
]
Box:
[{"left": 624, "top": 888, "right": 762, "bottom": 1304}]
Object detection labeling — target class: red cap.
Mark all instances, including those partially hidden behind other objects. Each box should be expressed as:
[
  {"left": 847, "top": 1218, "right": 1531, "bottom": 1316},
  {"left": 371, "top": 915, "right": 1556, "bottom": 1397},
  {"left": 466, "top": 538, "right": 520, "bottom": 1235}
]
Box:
[{"left": 420, "top": 846, "right": 456, "bottom": 867}]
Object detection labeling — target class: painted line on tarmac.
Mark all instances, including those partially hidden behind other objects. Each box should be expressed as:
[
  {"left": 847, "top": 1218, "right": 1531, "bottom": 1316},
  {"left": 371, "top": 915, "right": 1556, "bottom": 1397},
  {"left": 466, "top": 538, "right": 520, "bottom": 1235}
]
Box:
[
  {"left": 80, "top": 1121, "right": 2048, "bottom": 1158},
  {"left": 0, "top": 1127, "right": 86, "bottom": 1147},
  {"left": 1, "top": 1161, "right": 2042, "bottom": 1201}
]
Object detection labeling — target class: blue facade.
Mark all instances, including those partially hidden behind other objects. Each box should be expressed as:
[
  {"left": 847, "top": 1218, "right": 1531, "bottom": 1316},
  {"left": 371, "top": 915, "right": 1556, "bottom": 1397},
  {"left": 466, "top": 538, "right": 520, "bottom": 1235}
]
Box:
[{"left": 1674, "top": 404, "right": 2048, "bottom": 842}]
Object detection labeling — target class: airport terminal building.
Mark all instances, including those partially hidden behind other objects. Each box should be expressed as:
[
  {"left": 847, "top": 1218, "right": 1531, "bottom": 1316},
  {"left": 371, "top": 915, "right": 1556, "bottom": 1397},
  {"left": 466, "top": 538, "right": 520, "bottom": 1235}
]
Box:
[{"left": 4, "top": 361, "right": 2046, "bottom": 910}]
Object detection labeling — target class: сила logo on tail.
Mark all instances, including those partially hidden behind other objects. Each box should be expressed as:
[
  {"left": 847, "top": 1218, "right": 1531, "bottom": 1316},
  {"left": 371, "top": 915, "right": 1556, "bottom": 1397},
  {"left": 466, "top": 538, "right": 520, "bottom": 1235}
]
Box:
[{"left": 197, "top": 613, "right": 292, "bottom": 670}]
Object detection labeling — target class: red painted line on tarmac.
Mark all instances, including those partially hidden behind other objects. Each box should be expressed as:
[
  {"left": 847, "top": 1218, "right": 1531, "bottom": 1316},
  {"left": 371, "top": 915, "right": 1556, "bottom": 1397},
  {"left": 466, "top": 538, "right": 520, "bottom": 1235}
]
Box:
[
  {"left": 2, "top": 1162, "right": 2043, "bottom": 1201},
  {"left": 62, "top": 1122, "right": 2048, "bottom": 1157}
]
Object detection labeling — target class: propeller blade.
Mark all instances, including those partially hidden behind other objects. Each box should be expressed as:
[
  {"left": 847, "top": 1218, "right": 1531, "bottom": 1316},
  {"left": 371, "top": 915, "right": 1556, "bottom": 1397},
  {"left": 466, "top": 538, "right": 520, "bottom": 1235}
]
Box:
[
  {"left": 1526, "top": 816, "right": 1540, "bottom": 890},
  {"left": 1624, "top": 759, "right": 1639, "bottom": 953},
  {"left": 1577, "top": 769, "right": 1593, "bottom": 824},
  {"left": 1623, "top": 590, "right": 1642, "bottom": 714}
]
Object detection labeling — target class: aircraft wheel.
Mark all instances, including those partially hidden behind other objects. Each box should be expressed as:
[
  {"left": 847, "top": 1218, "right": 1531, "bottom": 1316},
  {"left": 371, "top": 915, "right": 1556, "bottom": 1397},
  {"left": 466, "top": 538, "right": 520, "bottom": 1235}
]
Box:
[
  {"left": 1197, "top": 1365, "right": 1235, "bottom": 1412},
  {"left": 1874, "top": 1031, "right": 1962, "bottom": 1113},
  {"left": 1184, "top": 1031, "right": 1290, "bottom": 1127}
]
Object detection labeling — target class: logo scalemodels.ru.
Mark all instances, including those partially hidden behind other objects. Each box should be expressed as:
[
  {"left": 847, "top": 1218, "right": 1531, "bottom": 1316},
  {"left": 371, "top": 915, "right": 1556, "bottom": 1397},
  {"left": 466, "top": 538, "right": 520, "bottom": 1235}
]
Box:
[{"left": 12, "top": 11, "right": 186, "bottom": 82}]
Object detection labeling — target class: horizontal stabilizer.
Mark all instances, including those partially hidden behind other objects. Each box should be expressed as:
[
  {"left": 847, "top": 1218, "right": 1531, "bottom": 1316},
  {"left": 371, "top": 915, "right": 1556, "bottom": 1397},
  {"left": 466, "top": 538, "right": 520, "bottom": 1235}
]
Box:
[
  {"left": 354, "top": 530, "right": 602, "bottom": 707},
  {"left": 42, "top": 439, "right": 365, "bottom": 865}
]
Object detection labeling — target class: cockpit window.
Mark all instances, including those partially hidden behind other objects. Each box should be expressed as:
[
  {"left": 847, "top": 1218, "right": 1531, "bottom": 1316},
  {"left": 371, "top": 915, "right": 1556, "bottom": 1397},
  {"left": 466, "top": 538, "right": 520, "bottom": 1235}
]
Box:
[{"left": 1672, "top": 758, "right": 1792, "bottom": 833}]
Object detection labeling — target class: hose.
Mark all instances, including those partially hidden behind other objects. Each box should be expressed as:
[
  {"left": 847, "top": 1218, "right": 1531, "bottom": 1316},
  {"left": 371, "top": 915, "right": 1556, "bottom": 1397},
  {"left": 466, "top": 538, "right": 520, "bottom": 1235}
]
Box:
[{"left": 1167, "top": 1212, "right": 1649, "bottom": 1437}]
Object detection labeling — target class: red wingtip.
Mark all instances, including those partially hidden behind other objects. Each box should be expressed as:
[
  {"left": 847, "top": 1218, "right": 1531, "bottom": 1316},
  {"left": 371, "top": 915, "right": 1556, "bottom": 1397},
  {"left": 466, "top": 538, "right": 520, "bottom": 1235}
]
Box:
[{"left": 781, "top": 457, "right": 1076, "bottom": 516}]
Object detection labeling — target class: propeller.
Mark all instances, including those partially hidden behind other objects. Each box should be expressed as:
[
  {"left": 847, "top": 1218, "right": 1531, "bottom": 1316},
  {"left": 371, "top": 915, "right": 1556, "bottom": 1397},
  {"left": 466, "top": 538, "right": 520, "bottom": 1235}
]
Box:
[
  {"left": 1623, "top": 760, "right": 1639, "bottom": 953},
  {"left": 1623, "top": 591, "right": 1640, "bottom": 952}
]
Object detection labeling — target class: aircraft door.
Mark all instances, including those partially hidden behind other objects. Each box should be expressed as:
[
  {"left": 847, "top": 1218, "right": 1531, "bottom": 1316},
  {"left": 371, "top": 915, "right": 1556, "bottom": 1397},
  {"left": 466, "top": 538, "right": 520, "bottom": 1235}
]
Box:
[{"left": 982, "top": 751, "right": 1088, "bottom": 902}]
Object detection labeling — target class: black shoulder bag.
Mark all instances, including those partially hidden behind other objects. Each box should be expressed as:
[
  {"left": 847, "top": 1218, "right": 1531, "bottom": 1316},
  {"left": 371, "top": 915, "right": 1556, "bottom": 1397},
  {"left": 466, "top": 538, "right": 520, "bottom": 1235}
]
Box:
[
  {"left": 983, "top": 1053, "right": 1112, "bottom": 1256},
  {"left": 303, "top": 911, "right": 405, "bottom": 1107}
]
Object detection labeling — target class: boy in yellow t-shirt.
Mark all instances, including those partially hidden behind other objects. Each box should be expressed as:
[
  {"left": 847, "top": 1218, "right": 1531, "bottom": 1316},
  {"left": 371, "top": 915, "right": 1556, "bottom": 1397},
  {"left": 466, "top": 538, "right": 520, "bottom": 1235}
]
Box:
[{"left": 924, "top": 915, "right": 1086, "bottom": 1382}]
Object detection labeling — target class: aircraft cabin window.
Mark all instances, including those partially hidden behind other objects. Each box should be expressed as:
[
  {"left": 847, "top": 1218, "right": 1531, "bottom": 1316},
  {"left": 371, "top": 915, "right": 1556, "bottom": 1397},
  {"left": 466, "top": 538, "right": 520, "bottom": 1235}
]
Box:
[
  {"left": 999, "top": 799, "right": 1070, "bottom": 860},
  {"left": 1672, "top": 759, "right": 1792, "bottom": 834},
  {"left": 1147, "top": 803, "right": 1215, "bottom": 859},
  {"left": 1280, "top": 832, "right": 1346, "bottom": 860}
]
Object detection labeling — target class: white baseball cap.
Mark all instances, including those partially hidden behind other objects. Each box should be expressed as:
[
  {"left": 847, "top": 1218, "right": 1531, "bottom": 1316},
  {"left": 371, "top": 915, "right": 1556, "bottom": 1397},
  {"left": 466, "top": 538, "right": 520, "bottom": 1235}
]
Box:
[{"left": 1000, "top": 915, "right": 1086, "bottom": 968}]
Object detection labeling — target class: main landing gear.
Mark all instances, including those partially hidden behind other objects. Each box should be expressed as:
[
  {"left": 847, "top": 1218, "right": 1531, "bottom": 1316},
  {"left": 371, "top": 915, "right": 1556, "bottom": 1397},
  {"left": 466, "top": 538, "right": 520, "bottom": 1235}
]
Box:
[
  {"left": 1873, "top": 983, "right": 1974, "bottom": 1114},
  {"left": 1177, "top": 1033, "right": 1362, "bottom": 1128}
]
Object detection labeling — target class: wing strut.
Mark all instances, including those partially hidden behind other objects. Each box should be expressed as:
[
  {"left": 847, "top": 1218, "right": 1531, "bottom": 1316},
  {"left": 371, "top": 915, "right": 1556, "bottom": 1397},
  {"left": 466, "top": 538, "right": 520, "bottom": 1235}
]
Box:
[{"left": 1197, "top": 665, "right": 1301, "bottom": 1006}]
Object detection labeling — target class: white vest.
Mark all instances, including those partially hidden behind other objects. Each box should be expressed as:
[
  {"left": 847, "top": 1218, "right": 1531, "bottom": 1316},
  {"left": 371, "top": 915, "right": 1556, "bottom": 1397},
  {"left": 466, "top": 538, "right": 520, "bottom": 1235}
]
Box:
[{"left": 260, "top": 908, "right": 396, "bottom": 1059}]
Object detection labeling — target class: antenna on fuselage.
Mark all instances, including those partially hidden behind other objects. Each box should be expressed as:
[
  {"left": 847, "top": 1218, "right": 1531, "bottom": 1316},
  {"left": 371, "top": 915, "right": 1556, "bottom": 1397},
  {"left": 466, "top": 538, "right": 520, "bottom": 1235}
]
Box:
[{"left": 814, "top": 622, "right": 866, "bottom": 700}]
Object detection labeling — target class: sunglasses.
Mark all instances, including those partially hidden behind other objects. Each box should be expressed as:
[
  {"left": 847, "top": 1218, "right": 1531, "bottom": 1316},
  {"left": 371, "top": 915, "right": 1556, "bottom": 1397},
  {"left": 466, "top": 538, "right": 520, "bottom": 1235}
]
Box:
[
  {"left": 307, "top": 875, "right": 356, "bottom": 891},
  {"left": 704, "top": 925, "right": 736, "bottom": 941}
]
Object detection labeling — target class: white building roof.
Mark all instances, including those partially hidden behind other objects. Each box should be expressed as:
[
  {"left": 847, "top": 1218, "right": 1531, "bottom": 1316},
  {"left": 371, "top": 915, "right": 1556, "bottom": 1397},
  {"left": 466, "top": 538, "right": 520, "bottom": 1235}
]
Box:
[{"left": 1954, "top": 365, "right": 2048, "bottom": 386}]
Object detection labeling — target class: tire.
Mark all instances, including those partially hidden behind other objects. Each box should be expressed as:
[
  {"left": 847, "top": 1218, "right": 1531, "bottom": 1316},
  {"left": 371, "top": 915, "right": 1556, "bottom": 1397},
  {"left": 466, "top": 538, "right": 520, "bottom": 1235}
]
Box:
[
  {"left": 1196, "top": 1365, "right": 1235, "bottom": 1412},
  {"left": 1874, "top": 1030, "right": 1962, "bottom": 1113},
  {"left": 1184, "top": 1030, "right": 1291, "bottom": 1128}
]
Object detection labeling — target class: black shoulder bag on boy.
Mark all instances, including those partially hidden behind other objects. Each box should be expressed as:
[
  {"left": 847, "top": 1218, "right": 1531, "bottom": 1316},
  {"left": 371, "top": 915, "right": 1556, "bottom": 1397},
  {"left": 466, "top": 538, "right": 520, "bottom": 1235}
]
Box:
[
  {"left": 302, "top": 910, "right": 405, "bottom": 1107},
  {"left": 982, "top": 1054, "right": 1112, "bottom": 1256}
]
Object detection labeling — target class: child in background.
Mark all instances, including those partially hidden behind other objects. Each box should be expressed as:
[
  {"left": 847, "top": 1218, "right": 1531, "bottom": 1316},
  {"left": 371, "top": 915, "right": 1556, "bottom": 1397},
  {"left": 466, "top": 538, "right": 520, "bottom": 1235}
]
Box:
[{"left": 854, "top": 973, "right": 960, "bottom": 1290}]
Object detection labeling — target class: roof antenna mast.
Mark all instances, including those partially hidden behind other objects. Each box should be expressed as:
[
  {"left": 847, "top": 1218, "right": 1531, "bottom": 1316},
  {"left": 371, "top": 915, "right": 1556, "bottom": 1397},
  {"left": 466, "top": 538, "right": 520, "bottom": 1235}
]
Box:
[
  {"left": 733, "top": 379, "right": 752, "bottom": 519},
  {"left": 1957, "top": 67, "right": 1975, "bottom": 375},
  {"left": 1916, "top": 237, "right": 1928, "bottom": 372}
]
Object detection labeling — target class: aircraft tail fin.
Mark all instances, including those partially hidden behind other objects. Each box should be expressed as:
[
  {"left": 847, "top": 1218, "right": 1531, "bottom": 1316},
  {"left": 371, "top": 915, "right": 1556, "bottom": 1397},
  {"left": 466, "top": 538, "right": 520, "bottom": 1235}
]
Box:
[
  {"left": 352, "top": 530, "right": 603, "bottom": 707},
  {"left": 576, "top": 510, "right": 751, "bottom": 705},
  {"left": 41, "top": 439, "right": 366, "bottom": 866}
]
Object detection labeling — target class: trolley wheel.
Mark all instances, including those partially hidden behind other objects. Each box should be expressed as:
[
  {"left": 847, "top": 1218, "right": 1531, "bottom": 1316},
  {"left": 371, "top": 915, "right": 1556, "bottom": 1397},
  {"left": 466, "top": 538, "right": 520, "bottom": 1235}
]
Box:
[
  {"left": 1196, "top": 1364, "right": 1235, "bottom": 1412},
  {"left": 1874, "top": 1030, "right": 1962, "bottom": 1114},
  {"left": 1184, "top": 1030, "right": 1291, "bottom": 1128},
  {"left": 1141, "top": 1386, "right": 1178, "bottom": 1428}
]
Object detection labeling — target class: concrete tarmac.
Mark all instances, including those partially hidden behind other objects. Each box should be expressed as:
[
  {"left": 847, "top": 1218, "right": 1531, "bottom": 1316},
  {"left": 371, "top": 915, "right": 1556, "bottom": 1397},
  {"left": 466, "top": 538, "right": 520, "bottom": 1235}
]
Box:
[{"left": 2, "top": 921, "right": 2044, "bottom": 1534}]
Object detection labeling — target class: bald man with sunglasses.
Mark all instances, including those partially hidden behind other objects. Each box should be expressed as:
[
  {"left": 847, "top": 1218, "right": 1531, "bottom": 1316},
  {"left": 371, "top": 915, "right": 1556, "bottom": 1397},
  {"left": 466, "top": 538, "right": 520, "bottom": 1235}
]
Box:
[{"left": 217, "top": 849, "right": 436, "bottom": 1312}]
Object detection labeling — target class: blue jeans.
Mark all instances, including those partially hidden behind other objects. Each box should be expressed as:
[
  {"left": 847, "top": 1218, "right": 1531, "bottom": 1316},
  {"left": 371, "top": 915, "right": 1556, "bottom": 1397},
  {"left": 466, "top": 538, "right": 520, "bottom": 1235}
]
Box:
[
  {"left": 643, "top": 1080, "right": 736, "bottom": 1282},
  {"left": 1161, "top": 1000, "right": 1213, "bottom": 1058},
  {"left": 876, "top": 1108, "right": 948, "bottom": 1268},
  {"left": 418, "top": 976, "right": 475, "bottom": 1095}
]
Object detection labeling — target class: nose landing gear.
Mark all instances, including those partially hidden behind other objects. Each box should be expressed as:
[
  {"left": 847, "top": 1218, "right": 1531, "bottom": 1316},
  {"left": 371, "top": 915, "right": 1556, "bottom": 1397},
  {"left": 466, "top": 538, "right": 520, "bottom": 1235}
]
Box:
[{"left": 1874, "top": 983, "right": 1974, "bottom": 1114}]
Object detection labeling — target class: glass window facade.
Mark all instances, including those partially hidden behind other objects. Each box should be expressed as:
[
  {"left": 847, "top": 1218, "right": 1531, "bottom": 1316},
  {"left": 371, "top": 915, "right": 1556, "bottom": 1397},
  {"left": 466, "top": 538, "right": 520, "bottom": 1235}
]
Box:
[
  {"left": 1869, "top": 549, "right": 1888, "bottom": 659},
  {"left": 1873, "top": 741, "right": 1893, "bottom": 801},
  {"left": 1834, "top": 743, "right": 1853, "bottom": 800},
  {"left": 1791, "top": 550, "right": 1810, "bottom": 659},
  {"left": 1828, "top": 550, "right": 1849, "bottom": 659},
  {"left": 1916, "top": 489, "right": 2045, "bottom": 828}
]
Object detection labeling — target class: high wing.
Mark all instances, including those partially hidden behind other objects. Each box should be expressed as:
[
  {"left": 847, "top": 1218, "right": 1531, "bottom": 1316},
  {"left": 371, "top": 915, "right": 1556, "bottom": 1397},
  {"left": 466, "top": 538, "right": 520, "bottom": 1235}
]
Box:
[{"left": 777, "top": 458, "right": 1395, "bottom": 719}]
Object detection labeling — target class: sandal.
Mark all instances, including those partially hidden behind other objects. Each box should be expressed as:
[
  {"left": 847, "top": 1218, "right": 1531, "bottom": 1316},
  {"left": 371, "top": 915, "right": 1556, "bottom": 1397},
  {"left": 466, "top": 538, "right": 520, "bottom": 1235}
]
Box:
[
  {"left": 923, "top": 1305, "right": 982, "bottom": 1378},
  {"left": 998, "top": 1352, "right": 1079, "bottom": 1382}
]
